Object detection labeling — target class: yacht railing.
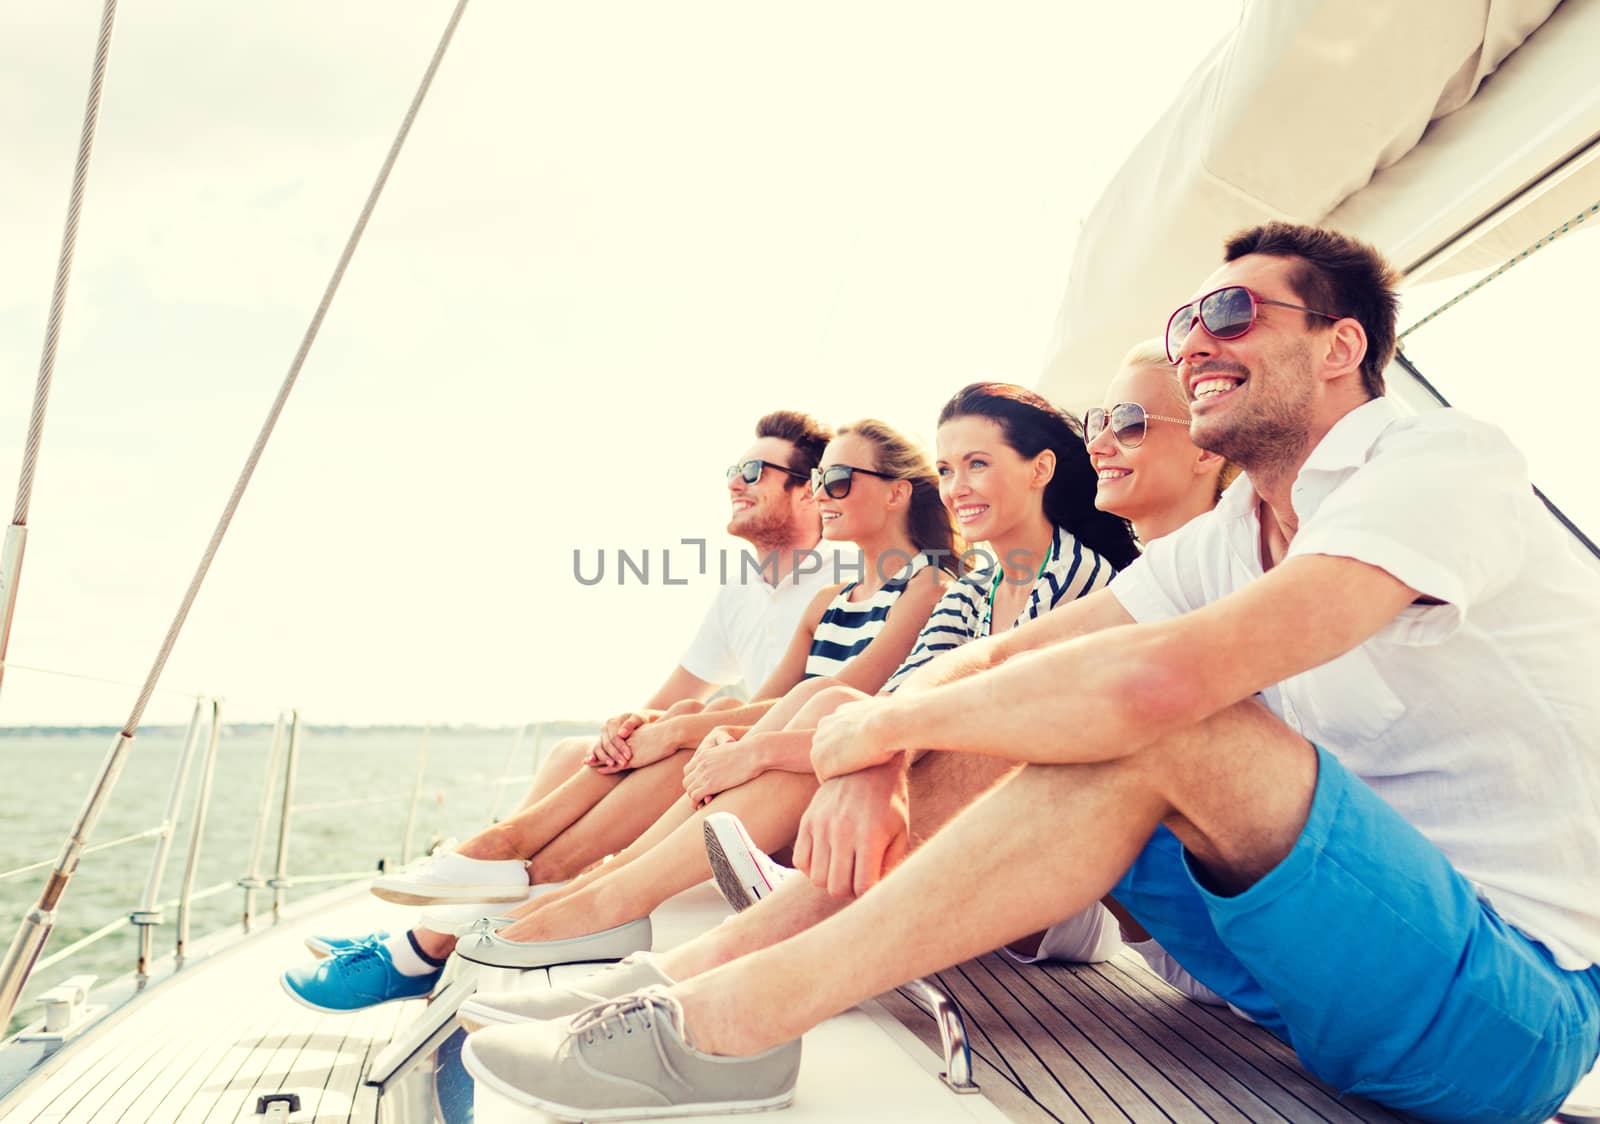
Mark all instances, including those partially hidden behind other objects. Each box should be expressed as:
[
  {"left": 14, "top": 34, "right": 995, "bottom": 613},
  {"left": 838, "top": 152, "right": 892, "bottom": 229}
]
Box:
[{"left": 0, "top": 683, "right": 553, "bottom": 1038}]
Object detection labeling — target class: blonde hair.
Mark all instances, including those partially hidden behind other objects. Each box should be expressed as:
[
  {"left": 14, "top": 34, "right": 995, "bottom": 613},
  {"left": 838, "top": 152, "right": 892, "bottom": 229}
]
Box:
[
  {"left": 837, "top": 419, "right": 968, "bottom": 574},
  {"left": 1118, "top": 339, "right": 1241, "bottom": 499}
]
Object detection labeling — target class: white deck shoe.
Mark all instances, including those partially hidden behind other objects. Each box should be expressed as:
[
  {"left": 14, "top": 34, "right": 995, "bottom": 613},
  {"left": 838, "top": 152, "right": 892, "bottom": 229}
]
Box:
[
  {"left": 369, "top": 852, "right": 529, "bottom": 906},
  {"left": 455, "top": 916, "right": 652, "bottom": 970}
]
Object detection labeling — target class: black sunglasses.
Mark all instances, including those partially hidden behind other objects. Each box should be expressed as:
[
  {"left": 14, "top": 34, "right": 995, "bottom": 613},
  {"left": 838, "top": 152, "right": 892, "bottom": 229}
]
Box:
[
  {"left": 1084, "top": 402, "right": 1190, "bottom": 449},
  {"left": 726, "top": 458, "right": 808, "bottom": 486},
  {"left": 810, "top": 464, "right": 898, "bottom": 499}
]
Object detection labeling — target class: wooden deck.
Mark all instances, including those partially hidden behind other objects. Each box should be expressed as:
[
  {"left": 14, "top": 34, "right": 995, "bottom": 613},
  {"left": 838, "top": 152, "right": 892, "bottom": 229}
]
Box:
[
  {"left": 5, "top": 881, "right": 1592, "bottom": 1123},
  {"left": 0, "top": 890, "right": 425, "bottom": 1124},
  {"left": 880, "top": 949, "right": 1413, "bottom": 1124}
]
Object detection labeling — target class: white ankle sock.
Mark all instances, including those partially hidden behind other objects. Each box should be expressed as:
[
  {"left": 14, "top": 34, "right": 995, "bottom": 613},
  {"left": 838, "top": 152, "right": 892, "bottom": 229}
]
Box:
[{"left": 385, "top": 933, "right": 440, "bottom": 977}]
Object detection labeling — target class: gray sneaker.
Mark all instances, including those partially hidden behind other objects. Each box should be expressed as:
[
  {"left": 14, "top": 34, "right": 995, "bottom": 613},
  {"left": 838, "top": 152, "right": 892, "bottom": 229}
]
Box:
[
  {"left": 461, "top": 988, "right": 801, "bottom": 1120},
  {"left": 455, "top": 916, "right": 651, "bottom": 969},
  {"left": 457, "top": 952, "right": 671, "bottom": 1031}
]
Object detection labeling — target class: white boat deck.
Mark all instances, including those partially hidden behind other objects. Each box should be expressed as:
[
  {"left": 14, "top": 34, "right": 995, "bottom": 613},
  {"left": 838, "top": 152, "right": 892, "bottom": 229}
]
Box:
[{"left": 2, "top": 880, "right": 1594, "bottom": 1123}]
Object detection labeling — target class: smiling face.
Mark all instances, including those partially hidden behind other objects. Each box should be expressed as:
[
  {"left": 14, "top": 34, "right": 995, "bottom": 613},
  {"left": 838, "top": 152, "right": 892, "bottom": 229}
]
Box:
[
  {"left": 813, "top": 432, "right": 902, "bottom": 543},
  {"left": 935, "top": 415, "right": 1050, "bottom": 544},
  {"left": 1089, "top": 362, "right": 1208, "bottom": 526},
  {"left": 726, "top": 436, "right": 814, "bottom": 548},
  {"left": 1171, "top": 254, "right": 1321, "bottom": 470}
]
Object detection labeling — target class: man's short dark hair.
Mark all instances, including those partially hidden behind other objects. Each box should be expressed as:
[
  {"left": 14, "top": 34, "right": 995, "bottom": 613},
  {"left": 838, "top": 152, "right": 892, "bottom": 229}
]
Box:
[
  {"left": 755, "top": 410, "right": 833, "bottom": 484},
  {"left": 1225, "top": 223, "right": 1399, "bottom": 399}
]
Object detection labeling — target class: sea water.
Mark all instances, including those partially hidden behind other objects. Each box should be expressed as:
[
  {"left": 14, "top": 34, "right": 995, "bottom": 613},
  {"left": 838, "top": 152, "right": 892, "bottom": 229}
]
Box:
[{"left": 0, "top": 723, "right": 592, "bottom": 1035}]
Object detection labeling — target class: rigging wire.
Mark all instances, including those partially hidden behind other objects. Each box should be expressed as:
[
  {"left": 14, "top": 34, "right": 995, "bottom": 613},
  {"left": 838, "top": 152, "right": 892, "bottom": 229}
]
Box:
[
  {"left": 123, "top": 0, "right": 470, "bottom": 732},
  {"left": 11, "top": 0, "right": 119, "bottom": 528},
  {"left": 0, "top": 0, "right": 121, "bottom": 711},
  {"left": 0, "top": 0, "right": 473, "bottom": 1034},
  {"left": 1397, "top": 198, "right": 1599, "bottom": 342}
]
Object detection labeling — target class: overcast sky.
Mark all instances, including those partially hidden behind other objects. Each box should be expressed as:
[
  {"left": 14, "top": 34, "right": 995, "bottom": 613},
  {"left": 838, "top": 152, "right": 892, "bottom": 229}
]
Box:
[
  {"left": 0, "top": 2, "right": 1262, "bottom": 727},
  {"left": 28, "top": 2, "right": 1599, "bottom": 733}
]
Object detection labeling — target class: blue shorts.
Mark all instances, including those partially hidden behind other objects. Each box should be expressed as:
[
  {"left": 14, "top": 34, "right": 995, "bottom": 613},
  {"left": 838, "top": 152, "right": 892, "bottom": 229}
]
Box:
[{"left": 1111, "top": 744, "right": 1600, "bottom": 1123}]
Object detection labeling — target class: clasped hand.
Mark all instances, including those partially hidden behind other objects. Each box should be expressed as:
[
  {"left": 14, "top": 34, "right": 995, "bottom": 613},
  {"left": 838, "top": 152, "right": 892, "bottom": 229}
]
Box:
[{"left": 682, "top": 725, "right": 759, "bottom": 806}]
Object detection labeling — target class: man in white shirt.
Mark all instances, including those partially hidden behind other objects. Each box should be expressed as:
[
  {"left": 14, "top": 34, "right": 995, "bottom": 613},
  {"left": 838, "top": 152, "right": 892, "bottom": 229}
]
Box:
[{"left": 467, "top": 225, "right": 1600, "bottom": 1123}]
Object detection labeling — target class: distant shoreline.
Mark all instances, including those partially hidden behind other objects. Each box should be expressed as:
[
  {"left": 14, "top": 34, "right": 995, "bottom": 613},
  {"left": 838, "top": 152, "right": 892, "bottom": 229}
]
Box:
[{"left": 0, "top": 722, "right": 598, "bottom": 736}]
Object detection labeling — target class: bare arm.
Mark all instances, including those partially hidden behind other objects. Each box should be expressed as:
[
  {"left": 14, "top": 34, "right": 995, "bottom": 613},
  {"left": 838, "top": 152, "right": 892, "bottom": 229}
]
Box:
[
  {"left": 751, "top": 583, "right": 839, "bottom": 700},
  {"left": 895, "top": 584, "right": 1131, "bottom": 696},
  {"left": 824, "top": 567, "right": 951, "bottom": 695},
  {"left": 681, "top": 727, "right": 820, "bottom": 806},
  {"left": 813, "top": 555, "right": 1418, "bottom": 778}
]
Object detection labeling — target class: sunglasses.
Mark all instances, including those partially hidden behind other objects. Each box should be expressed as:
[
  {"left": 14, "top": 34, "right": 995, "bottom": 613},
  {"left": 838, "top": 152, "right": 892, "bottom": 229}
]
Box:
[
  {"left": 1084, "top": 402, "right": 1190, "bottom": 449},
  {"left": 810, "top": 463, "right": 898, "bottom": 499},
  {"left": 1165, "top": 284, "right": 1342, "bottom": 364},
  {"left": 726, "top": 459, "right": 808, "bottom": 486}
]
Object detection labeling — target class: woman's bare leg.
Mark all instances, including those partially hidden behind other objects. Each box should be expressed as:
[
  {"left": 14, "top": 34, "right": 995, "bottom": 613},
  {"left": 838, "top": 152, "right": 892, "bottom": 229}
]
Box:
[
  {"left": 497, "top": 770, "right": 821, "bottom": 942},
  {"left": 522, "top": 750, "right": 698, "bottom": 883}
]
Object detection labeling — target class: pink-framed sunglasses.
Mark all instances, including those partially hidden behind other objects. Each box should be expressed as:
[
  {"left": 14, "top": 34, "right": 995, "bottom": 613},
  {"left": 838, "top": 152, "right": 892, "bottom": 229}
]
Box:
[{"left": 1165, "top": 284, "right": 1342, "bottom": 364}]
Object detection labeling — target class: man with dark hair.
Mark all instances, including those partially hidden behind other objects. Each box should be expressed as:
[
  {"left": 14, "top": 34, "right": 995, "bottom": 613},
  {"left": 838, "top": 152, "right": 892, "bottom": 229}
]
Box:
[
  {"left": 464, "top": 225, "right": 1600, "bottom": 1124},
  {"left": 283, "top": 411, "right": 838, "bottom": 1012},
  {"left": 1222, "top": 220, "right": 1398, "bottom": 399},
  {"left": 755, "top": 409, "right": 832, "bottom": 481}
]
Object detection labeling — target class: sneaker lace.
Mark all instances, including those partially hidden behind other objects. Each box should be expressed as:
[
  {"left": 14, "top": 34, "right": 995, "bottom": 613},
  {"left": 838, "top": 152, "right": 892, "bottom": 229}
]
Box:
[
  {"left": 333, "top": 946, "right": 384, "bottom": 977},
  {"left": 329, "top": 932, "right": 387, "bottom": 956},
  {"left": 570, "top": 991, "right": 691, "bottom": 1087}
]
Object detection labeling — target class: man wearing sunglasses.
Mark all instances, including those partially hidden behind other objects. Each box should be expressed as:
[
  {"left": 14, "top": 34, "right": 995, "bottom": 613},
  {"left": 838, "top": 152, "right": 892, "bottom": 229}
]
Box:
[{"left": 472, "top": 223, "right": 1600, "bottom": 1124}]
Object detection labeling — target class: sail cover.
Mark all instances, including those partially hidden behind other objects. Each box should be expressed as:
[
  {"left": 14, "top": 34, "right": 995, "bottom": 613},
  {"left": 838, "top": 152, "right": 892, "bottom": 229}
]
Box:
[{"left": 1039, "top": 0, "right": 1599, "bottom": 406}]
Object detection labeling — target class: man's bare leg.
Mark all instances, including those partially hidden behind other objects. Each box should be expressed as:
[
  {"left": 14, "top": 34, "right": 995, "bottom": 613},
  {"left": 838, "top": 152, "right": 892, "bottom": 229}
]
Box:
[
  {"left": 522, "top": 751, "right": 698, "bottom": 883},
  {"left": 654, "top": 747, "right": 1019, "bottom": 981},
  {"left": 515, "top": 734, "right": 594, "bottom": 809},
  {"left": 668, "top": 699, "right": 1315, "bottom": 1055}
]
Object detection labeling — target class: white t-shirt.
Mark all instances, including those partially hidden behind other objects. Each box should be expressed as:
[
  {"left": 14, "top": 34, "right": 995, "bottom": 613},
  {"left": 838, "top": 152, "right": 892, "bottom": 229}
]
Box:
[
  {"left": 678, "top": 546, "right": 843, "bottom": 692},
  {"left": 1111, "top": 397, "right": 1600, "bottom": 970}
]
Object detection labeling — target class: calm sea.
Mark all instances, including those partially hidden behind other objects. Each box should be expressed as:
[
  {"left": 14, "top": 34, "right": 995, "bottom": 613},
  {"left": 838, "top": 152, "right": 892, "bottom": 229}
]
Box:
[{"left": 0, "top": 723, "right": 593, "bottom": 1035}]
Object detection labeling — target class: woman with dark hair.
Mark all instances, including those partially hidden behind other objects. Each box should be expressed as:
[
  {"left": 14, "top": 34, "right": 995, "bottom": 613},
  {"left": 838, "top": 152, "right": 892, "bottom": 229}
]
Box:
[{"left": 451, "top": 382, "right": 1138, "bottom": 979}]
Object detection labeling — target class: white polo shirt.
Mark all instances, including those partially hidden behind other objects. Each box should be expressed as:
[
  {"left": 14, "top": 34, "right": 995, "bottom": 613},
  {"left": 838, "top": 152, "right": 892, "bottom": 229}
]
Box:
[
  {"left": 678, "top": 546, "right": 844, "bottom": 693},
  {"left": 1111, "top": 397, "right": 1600, "bottom": 970}
]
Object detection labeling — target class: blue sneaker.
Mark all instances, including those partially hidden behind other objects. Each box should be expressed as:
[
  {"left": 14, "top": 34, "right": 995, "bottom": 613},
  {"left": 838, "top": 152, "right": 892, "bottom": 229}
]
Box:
[
  {"left": 280, "top": 943, "right": 440, "bottom": 1013},
  {"left": 304, "top": 929, "right": 390, "bottom": 959}
]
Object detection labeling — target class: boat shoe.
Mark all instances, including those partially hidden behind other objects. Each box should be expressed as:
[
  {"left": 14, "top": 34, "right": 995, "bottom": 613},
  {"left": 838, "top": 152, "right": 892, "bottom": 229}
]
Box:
[
  {"left": 458, "top": 951, "right": 670, "bottom": 1031},
  {"left": 455, "top": 916, "right": 651, "bottom": 969},
  {"left": 461, "top": 988, "right": 800, "bottom": 1120}
]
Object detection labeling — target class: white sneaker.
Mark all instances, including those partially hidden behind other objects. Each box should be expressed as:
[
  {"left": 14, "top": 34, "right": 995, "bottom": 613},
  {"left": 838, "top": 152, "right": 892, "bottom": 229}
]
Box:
[
  {"left": 703, "top": 812, "right": 791, "bottom": 912},
  {"left": 370, "top": 852, "right": 529, "bottom": 906}
]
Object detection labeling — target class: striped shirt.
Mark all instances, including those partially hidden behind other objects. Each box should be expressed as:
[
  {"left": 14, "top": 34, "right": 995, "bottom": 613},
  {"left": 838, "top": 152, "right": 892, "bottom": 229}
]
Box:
[
  {"left": 880, "top": 525, "right": 1113, "bottom": 694},
  {"left": 803, "top": 554, "right": 933, "bottom": 679}
]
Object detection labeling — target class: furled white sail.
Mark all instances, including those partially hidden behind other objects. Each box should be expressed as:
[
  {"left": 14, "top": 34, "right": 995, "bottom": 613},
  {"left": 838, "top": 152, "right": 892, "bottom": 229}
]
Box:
[{"left": 1040, "top": 0, "right": 1599, "bottom": 406}]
